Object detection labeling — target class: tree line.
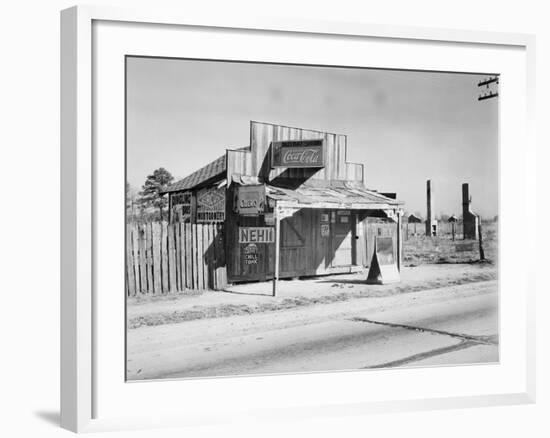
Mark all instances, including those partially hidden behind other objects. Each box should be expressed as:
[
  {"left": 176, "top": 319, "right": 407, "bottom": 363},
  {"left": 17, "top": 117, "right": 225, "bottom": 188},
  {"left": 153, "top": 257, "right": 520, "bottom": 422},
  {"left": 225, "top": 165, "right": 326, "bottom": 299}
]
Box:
[{"left": 127, "top": 167, "right": 174, "bottom": 223}]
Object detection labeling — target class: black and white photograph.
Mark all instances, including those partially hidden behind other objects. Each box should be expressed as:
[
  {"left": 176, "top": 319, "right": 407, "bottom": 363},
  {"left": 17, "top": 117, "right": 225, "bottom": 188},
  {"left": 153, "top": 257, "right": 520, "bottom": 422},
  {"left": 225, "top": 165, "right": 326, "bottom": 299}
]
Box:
[{"left": 125, "top": 57, "right": 499, "bottom": 381}]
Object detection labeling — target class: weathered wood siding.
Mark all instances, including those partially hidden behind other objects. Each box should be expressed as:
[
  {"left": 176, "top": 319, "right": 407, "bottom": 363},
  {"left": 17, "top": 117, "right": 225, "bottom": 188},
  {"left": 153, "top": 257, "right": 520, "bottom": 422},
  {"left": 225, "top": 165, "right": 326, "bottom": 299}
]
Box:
[
  {"left": 226, "top": 121, "right": 364, "bottom": 186},
  {"left": 227, "top": 205, "right": 368, "bottom": 282},
  {"left": 126, "top": 222, "right": 227, "bottom": 294},
  {"left": 222, "top": 122, "right": 405, "bottom": 282}
]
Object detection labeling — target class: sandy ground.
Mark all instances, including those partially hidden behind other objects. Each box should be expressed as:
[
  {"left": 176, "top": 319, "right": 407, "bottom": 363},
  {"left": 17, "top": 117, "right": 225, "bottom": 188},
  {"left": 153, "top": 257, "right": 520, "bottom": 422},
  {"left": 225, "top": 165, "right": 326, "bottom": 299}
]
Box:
[
  {"left": 127, "top": 276, "right": 498, "bottom": 380},
  {"left": 127, "top": 263, "right": 496, "bottom": 329}
]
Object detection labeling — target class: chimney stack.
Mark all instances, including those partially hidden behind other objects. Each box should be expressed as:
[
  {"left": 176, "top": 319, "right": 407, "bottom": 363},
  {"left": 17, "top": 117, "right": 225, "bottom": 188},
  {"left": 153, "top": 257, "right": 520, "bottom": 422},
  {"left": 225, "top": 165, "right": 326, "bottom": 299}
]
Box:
[
  {"left": 462, "top": 183, "right": 479, "bottom": 240},
  {"left": 426, "top": 180, "right": 437, "bottom": 237}
]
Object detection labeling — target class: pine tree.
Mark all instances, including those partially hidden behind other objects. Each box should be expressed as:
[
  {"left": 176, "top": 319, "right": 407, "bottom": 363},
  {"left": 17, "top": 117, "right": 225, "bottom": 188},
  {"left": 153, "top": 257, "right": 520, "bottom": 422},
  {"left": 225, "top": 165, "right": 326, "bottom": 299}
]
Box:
[
  {"left": 126, "top": 182, "right": 139, "bottom": 223},
  {"left": 138, "top": 168, "right": 174, "bottom": 221}
]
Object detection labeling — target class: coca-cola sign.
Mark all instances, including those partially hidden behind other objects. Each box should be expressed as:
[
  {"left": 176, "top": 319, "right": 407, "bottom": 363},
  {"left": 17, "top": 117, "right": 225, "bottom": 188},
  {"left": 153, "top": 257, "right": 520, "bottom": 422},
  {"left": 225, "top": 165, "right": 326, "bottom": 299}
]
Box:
[{"left": 271, "top": 139, "right": 325, "bottom": 168}]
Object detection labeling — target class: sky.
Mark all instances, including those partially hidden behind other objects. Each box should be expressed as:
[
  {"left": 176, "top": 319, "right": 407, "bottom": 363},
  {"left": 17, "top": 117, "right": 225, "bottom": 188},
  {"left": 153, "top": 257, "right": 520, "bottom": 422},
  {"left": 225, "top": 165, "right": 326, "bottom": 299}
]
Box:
[{"left": 126, "top": 57, "right": 498, "bottom": 218}]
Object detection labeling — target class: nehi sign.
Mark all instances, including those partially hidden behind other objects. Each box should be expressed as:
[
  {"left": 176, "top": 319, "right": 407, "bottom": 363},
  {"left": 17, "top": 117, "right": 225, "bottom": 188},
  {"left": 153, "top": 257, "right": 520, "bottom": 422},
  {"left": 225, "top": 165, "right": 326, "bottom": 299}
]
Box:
[
  {"left": 239, "top": 227, "right": 275, "bottom": 243},
  {"left": 271, "top": 139, "right": 325, "bottom": 168}
]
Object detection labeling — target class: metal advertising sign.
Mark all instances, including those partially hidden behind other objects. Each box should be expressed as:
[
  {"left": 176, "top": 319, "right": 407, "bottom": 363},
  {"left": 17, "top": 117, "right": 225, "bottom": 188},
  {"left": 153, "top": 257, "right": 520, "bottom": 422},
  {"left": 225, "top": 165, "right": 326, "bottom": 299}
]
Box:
[
  {"left": 264, "top": 212, "right": 275, "bottom": 226},
  {"left": 197, "top": 188, "right": 225, "bottom": 211},
  {"left": 271, "top": 139, "right": 325, "bottom": 168},
  {"left": 321, "top": 223, "right": 330, "bottom": 237},
  {"left": 376, "top": 236, "right": 395, "bottom": 265},
  {"left": 239, "top": 227, "right": 275, "bottom": 243},
  {"left": 366, "top": 236, "right": 400, "bottom": 285},
  {"left": 243, "top": 243, "right": 259, "bottom": 265},
  {"left": 236, "top": 185, "right": 265, "bottom": 215}
]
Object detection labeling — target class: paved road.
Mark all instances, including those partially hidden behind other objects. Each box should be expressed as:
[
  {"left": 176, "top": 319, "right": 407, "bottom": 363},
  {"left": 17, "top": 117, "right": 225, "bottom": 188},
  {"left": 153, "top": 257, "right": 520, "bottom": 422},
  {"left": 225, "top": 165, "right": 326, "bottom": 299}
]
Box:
[{"left": 127, "top": 281, "right": 498, "bottom": 380}]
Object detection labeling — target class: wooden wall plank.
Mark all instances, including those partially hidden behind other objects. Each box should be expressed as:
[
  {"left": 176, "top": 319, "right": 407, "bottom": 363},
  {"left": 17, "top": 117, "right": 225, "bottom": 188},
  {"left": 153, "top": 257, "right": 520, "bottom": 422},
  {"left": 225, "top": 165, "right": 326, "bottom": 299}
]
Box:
[
  {"left": 213, "top": 224, "right": 219, "bottom": 290},
  {"left": 126, "top": 226, "right": 136, "bottom": 296},
  {"left": 145, "top": 224, "right": 153, "bottom": 293},
  {"left": 203, "top": 224, "right": 209, "bottom": 288},
  {"left": 195, "top": 224, "right": 200, "bottom": 289},
  {"left": 152, "top": 222, "right": 161, "bottom": 294},
  {"left": 137, "top": 225, "right": 146, "bottom": 293},
  {"left": 185, "top": 223, "right": 192, "bottom": 289},
  {"left": 178, "top": 223, "right": 185, "bottom": 291},
  {"left": 174, "top": 223, "right": 180, "bottom": 290},
  {"left": 210, "top": 225, "right": 216, "bottom": 288},
  {"left": 204, "top": 224, "right": 210, "bottom": 289},
  {"left": 168, "top": 224, "right": 177, "bottom": 292},
  {"left": 131, "top": 224, "right": 140, "bottom": 293},
  {"left": 197, "top": 224, "right": 204, "bottom": 289},
  {"left": 160, "top": 222, "right": 168, "bottom": 293}
]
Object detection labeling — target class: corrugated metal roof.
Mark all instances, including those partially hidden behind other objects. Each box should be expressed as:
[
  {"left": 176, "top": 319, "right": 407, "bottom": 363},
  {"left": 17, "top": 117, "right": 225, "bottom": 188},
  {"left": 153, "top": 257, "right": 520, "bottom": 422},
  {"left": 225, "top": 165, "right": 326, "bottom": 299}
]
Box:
[
  {"left": 163, "top": 154, "right": 226, "bottom": 193},
  {"left": 265, "top": 184, "right": 402, "bottom": 209}
]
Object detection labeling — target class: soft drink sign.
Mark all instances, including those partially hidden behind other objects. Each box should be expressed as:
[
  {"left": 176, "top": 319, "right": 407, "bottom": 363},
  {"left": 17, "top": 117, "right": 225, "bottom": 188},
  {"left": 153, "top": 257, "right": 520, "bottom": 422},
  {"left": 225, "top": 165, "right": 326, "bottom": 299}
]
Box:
[
  {"left": 271, "top": 139, "right": 325, "bottom": 168},
  {"left": 239, "top": 227, "right": 275, "bottom": 244}
]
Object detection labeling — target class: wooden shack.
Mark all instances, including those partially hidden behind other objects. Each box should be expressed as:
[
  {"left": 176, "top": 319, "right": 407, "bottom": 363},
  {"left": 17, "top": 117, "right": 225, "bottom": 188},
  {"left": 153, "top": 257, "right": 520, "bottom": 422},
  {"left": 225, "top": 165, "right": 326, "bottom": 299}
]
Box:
[{"left": 163, "top": 121, "right": 404, "bottom": 286}]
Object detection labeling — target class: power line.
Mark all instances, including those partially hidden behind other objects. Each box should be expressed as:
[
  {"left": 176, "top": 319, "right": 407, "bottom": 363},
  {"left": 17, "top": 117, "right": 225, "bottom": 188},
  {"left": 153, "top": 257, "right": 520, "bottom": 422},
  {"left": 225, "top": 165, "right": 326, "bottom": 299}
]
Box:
[{"left": 477, "top": 75, "right": 499, "bottom": 101}]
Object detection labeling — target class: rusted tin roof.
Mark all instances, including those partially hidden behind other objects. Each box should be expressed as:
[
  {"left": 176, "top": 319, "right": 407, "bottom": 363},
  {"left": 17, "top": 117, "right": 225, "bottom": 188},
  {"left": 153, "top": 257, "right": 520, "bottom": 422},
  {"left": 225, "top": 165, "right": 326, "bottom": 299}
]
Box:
[{"left": 265, "top": 183, "right": 402, "bottom": 210}]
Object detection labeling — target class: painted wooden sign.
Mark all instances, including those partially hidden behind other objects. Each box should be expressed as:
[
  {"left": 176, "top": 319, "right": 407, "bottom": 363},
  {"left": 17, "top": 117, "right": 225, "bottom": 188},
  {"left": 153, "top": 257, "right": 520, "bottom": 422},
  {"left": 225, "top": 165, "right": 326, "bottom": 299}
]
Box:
[
  {"left": 236, "top": 185, "right": 265, "bottom": 215},
  {"left": 238, "top": 227, "right": 275, "bottom": 243},
  {"left": 271, "top": 139, "right": 325, "bottom": 168}
]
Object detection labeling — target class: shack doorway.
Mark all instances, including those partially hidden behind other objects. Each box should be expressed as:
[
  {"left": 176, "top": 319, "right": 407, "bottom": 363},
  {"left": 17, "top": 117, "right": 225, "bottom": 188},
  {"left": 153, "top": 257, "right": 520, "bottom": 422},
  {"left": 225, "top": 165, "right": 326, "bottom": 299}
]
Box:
[
  {"left": 330, "top": 210, "right": 353, "bottom": 267},
  {"left": 279, "top": 215, "right": 307, "bottom": 277}
]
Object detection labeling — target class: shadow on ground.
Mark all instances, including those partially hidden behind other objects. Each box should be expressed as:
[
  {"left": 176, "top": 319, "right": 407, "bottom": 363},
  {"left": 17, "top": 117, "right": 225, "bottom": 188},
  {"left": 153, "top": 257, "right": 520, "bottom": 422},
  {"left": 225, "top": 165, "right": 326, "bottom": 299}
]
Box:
[{"left": 34, "top": 410, "right": 59, "bottom": 426}]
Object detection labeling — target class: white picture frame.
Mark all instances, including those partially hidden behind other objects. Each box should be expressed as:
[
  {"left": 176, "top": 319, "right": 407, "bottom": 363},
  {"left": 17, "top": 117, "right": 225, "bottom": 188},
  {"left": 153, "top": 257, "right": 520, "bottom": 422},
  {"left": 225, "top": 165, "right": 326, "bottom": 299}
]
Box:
[{"left": 60, "top": 5, "right": 536, "bottom": 433}]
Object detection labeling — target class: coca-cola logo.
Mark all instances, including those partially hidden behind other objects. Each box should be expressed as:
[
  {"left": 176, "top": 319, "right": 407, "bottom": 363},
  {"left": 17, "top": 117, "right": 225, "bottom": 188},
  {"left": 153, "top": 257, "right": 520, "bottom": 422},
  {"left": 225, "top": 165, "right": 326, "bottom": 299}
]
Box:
[
  {"left": 272, "top": 140, "right": 325, "bottom": 168},
  {"left": 282, "top": 148, "right": 321, "bottom": 164}
]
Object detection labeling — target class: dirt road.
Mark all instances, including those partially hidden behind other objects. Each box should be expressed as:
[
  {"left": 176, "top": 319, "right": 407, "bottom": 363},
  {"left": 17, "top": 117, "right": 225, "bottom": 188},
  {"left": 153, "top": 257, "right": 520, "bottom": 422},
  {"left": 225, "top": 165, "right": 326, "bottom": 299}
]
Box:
[{"left": 127, "top": 279, "right": 498, "bottom": 380}]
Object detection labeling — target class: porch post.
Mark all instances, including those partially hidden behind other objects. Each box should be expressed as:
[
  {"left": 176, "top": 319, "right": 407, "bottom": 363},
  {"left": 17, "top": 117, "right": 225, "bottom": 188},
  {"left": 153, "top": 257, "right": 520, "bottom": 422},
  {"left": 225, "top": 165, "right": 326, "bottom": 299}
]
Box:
[
  {"left": 396, "top": 210, "right": 402, "bottom": 271},
  {"left": 272, "top": 204, "right": 281, "bottom": 297}
]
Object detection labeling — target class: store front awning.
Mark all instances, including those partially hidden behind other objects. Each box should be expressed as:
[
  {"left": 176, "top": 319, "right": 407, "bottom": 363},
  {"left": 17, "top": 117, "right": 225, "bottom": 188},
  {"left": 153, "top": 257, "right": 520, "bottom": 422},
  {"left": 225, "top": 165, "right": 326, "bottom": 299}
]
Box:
[{"left": 265, "top": 183, "right": 403, "bottom": 211}]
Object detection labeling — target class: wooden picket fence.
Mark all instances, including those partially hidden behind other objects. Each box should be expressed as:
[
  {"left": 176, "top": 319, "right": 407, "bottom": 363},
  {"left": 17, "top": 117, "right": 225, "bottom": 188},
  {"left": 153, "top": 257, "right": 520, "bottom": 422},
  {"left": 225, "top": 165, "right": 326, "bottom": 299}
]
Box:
[{"left": 126, "top": 222, "right": 227, "bottom": 295}]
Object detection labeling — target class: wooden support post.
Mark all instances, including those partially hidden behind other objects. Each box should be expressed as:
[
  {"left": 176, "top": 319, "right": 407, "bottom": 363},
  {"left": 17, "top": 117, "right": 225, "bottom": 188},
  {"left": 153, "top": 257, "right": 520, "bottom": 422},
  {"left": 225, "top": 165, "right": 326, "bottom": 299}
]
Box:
[
  {"left": 478, "top": 220, "right": 485, "bottom": 261},
  {"left": 272, "top": 208, "right": 281, "bottom": 297},
  {"left": 190, "top": 191, "right": 197, "bottom": 223},
  {"left": 396, "top": 211, "right": 402, "bottom": 271}
]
